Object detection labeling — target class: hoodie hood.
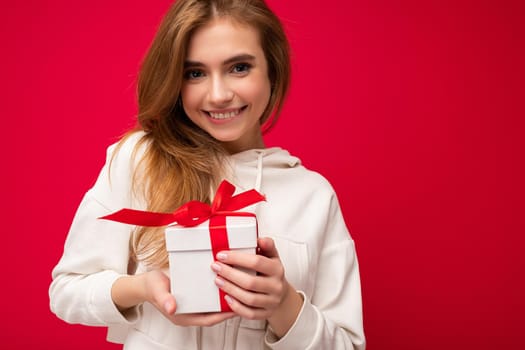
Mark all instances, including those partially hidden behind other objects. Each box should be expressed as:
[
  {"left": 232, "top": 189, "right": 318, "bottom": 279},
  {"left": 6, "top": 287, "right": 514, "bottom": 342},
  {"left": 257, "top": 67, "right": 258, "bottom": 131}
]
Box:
[
  {"left": 228, "top": 147, "right": 301, "bottom": 193},
  {"left": 230, "top": 147, "right": 300, "bottom": 168}
]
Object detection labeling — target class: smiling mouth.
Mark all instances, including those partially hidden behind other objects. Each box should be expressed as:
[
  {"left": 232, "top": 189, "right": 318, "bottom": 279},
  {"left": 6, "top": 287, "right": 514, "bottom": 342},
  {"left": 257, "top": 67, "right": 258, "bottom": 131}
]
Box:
[{"left": 206, "top": 106, "right": 246, "bottom": 120}]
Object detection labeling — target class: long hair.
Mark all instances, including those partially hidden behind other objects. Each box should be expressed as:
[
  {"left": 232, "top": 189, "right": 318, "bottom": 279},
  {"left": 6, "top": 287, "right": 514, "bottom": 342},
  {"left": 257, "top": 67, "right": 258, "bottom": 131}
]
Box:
[{"left": 121, "top": 0, "right": 291, "bottom": 268}]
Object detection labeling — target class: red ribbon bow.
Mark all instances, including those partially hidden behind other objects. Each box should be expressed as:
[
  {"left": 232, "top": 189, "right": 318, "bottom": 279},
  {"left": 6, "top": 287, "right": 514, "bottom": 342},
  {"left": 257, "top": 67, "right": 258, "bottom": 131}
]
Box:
[
  {"left": 100, "top": 180, "right": 265, "bottom": 313},
  {"left": 100, "top": 180, "right": 265, "bottom": 227}
]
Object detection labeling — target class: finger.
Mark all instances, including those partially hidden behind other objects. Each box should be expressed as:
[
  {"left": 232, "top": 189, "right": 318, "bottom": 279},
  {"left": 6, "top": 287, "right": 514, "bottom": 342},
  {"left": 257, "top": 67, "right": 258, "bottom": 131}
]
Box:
[
  {"left": 223, "top": 294, "right": 269, "bottom": 320},
  {"left": 257, "top": 237, "right": 280, "bottom": 259},
  {"left": 215, "top": 250, "right": 278, "bottom": 276},
  {"left": 147, "top": 272, "right": 177, "bottom": 315},
  {"left": 215, "top": 276, "right": 278, "bottom": 309},
  {"left": 211, "top": 261, "right": 280, "bottom": 294}
]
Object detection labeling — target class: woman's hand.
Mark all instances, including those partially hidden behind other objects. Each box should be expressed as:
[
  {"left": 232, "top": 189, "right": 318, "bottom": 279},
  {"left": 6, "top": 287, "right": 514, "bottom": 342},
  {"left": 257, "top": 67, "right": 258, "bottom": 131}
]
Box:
[
  {"left": 211, "top": 237, "right": 304, "bottom": 338},
  {"left": 112, "top": 270, "right": 235, "bottom": 327}
]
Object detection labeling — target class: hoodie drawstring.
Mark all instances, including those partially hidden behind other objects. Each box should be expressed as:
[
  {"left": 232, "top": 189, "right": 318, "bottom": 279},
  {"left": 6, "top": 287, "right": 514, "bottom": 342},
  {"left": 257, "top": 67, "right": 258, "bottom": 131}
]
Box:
[{"left": 255, "top": 150, "right": 264, "bottom": 193}]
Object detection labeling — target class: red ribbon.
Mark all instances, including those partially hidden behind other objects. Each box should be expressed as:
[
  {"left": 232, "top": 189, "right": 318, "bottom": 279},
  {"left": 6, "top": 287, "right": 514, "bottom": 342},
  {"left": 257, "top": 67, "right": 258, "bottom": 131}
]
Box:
[
  {"left": 100, "top": 180, "right": 265, "bottom": 312},
  {"left": 100, "top": 180, "right": 264, "bottom": 227}
]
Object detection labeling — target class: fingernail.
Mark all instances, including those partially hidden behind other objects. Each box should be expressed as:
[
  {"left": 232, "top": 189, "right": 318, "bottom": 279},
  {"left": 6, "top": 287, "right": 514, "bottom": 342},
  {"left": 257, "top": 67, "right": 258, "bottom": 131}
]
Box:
[
  {"left": 211, "top": 262, "right": 221, "bottom": 272},
  {"left": 216, "top": 252, "right": 228, "bottom": 261},
  {"left": 224, "top": 295, "right": 233, "bottom": 305},
  {"left": 215, "top": 277, "right": 224, "bottom": 287}
]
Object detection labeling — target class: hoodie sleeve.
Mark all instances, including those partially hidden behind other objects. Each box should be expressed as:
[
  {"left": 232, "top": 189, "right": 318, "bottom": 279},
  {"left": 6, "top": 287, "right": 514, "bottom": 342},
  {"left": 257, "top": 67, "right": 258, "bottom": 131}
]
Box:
[
  {"left": 49, "top": 134, "right": 144, "bottom": 326},
  {"left": 265, "top": 190, "right": 366, "bottom": 350}
]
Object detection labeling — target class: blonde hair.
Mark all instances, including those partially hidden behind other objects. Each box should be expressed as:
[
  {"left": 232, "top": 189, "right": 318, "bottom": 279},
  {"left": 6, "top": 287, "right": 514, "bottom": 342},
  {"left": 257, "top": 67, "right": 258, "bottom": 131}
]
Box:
[{"left": 122, "top": 0, "right": 291, "bottom": 268}]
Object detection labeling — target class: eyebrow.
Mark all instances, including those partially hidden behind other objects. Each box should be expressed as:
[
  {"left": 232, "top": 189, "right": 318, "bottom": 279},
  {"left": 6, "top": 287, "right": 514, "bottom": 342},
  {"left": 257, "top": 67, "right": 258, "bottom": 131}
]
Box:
[{"left": 184, "top": 54, "right": 256, "bottom": 68}]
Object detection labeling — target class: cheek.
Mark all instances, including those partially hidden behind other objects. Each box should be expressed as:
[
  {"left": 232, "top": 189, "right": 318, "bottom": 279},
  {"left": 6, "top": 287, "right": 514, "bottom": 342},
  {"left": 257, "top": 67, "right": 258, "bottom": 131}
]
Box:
[
  {"left": 181, "top": 86, "right": 201, "bottom": 111},
  {"left": 240, "top": 77, "right": 271, "bottom": 108}
]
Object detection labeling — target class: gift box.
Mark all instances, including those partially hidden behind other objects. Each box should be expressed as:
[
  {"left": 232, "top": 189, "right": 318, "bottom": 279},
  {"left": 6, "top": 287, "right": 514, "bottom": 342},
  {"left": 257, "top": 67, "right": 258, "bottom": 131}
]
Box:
[
  {"left": 99, "top": 180, "right": 265, "bottom": 314},
  {"left": 165, "top": 215, "right": 257, "bottom": 314}
]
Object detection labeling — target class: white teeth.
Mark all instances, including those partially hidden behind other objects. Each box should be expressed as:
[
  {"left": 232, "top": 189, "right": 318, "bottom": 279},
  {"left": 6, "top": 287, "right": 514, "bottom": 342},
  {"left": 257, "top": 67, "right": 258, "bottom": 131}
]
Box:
[{"left": 209, "top": 109, "right": 241, "bottom": 119}]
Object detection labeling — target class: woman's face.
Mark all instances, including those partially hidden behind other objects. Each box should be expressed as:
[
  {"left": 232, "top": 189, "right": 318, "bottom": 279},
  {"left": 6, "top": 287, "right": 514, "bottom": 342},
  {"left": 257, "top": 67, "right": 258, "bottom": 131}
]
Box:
[{"left": 181, "top": 17, "right": 271, "bottom": 153}]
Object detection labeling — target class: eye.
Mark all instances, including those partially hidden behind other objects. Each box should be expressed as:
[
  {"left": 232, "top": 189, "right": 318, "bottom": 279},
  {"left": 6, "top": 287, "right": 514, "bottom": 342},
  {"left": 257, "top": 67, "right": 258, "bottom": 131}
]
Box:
[
  {"left": 231, "top": 63, "right": 251, "bottom": 74},
  {"left": 184, "top": 69, "right": 204, "bottom": 80}
]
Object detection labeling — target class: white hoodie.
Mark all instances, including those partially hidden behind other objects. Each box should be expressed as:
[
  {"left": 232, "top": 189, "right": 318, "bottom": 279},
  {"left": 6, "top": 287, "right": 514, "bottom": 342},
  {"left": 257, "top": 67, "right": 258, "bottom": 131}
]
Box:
[{"left": 49, "top": 131, "right": 366, "bottom": 349}]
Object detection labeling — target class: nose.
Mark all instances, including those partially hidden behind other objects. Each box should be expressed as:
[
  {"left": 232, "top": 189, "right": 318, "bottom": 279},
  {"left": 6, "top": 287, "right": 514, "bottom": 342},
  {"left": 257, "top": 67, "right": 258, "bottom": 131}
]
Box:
[{"left": 208, "top": 75, "right": 234, "bottom": 105}]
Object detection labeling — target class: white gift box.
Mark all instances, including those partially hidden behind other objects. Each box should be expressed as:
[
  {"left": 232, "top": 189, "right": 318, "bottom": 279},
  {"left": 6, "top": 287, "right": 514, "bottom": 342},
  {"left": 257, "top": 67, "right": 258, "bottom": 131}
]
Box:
[{"left": 165, "top": 215, "right": 258, "bottom": 314}]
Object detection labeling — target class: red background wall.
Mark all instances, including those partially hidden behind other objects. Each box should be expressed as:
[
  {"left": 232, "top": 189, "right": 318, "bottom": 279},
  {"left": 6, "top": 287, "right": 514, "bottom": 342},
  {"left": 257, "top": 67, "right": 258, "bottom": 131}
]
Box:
[{"left": 1, "top": 0, "right": 523, "bottom": 348}]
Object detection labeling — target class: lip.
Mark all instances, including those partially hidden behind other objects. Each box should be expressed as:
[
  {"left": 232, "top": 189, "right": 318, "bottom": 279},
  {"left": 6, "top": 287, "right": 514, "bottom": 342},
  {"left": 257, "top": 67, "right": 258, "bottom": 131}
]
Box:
[{"left": 204, "top": 106, "right": 247, "bottom": 124}]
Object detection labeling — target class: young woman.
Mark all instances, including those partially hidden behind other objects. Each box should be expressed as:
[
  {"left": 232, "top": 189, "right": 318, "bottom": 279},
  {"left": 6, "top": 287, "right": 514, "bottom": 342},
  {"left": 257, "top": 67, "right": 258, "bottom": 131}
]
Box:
[{"left": 49, "top": 0, "right": 366, "bottom": 348}]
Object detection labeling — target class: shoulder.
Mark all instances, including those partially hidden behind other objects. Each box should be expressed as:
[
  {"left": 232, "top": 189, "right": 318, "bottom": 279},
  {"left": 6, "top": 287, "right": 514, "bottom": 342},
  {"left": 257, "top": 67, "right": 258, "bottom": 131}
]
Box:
[
  {"left": 107, "top": 130, "right": 149, "bottom": 167},
  {"left": 89, "top": 130, "right": 150, "bottom": 209},
  {"left": 298, "top": 166, "right": 335, "bottom": 192},
  {"left": 275, "top": 149, "right": 337, "bottom": 198},
  {"left": 261, "top": 148, "right": 341, "bottom": 215},
  {"left": 101, "top": 130, "right": 152, "bottom": 183}
]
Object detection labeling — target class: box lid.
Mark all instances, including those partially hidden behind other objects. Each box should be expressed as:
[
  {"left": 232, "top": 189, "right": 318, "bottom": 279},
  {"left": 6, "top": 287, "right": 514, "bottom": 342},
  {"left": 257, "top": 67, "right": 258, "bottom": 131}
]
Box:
[{"left": 165, "top": 215, "right": 257, "bottom": 252}]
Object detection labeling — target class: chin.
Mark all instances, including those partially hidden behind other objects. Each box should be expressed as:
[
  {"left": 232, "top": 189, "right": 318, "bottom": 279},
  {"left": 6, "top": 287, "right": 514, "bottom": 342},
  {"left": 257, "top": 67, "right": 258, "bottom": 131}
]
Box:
[{"left": 209, "top": 133, "right": 240, "bottom": 143}]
